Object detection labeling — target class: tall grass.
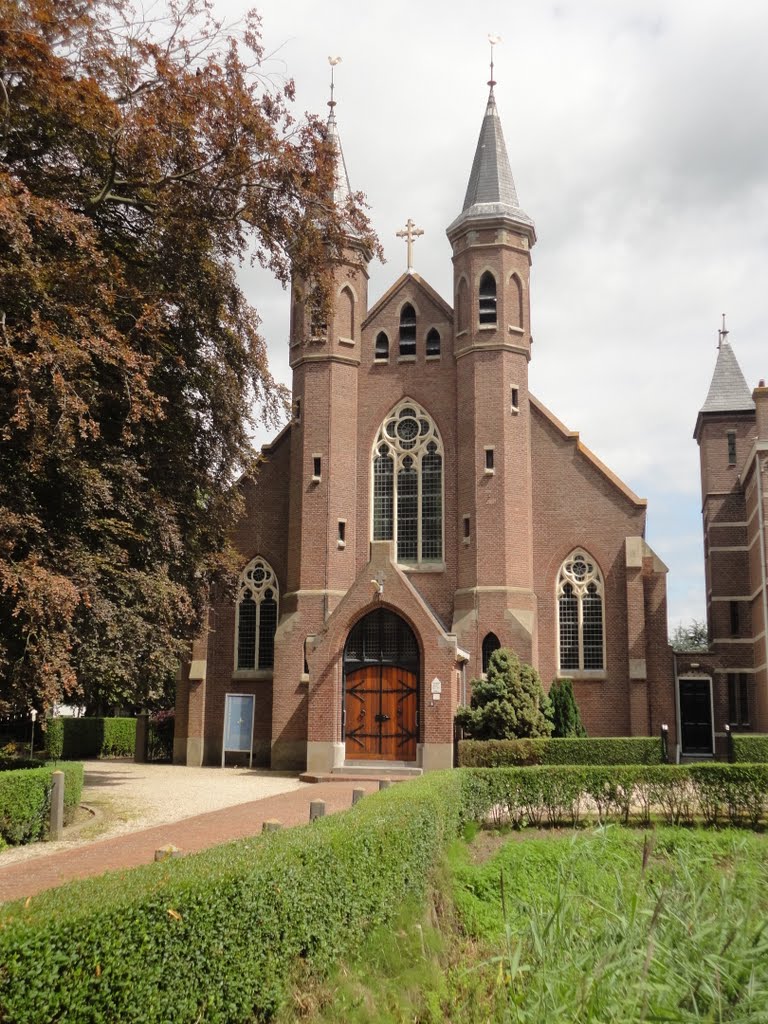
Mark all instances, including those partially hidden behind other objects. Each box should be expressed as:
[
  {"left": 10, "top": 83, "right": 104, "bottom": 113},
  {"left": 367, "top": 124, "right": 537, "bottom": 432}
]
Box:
[{"left": 452, "top": 828, "right": 768, "bottom": 1021}]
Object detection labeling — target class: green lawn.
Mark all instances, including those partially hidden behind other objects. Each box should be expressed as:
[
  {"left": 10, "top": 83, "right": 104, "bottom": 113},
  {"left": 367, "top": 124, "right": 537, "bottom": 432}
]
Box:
[{"left": 283, "top": 827, "right": 768, "bottom": 1023}]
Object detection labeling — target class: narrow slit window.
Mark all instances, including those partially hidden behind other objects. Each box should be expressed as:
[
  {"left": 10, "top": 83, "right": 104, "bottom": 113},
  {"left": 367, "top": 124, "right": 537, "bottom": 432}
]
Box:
[
  {"left": 728, "top": 672, "right": 750, "bottom": 726},
  {"left": 485, "top": 448, "right": 495, "bottom": 472},
  {"left": 730, "top": 601, "right": 740, "bottom": 636},
  {"left": 511, "top": 387, "right": 519, "bottom": 411},
  {"left": 399, "top": 303, "right": 417, "bottom": 357},
  {"left": 294, "top": 397, "right": 302, "bottom": 424},
  {"left": 312, "top": 455, "right": 322, "bottom": 480},
  {"left": 727, "top": 431, "right": 737, "bottom": 465},
  {"left": 479, "top": 272, "right": 497, "bottom": 325},
  {"left": 375, "top": 331, "right": 389, "bottom": 360},
  {"left": 463, "top": 515, "right": 471, "bottom": 539},
  {"left": 338, "top": 520, "right": 346, "bottom": 547},
  {"left": 426, "top": 328, "right": 441, "bottom": 357}
]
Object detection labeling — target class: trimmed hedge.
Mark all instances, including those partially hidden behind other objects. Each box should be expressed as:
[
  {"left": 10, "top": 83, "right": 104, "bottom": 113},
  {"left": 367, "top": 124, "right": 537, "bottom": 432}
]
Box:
[
  {"left": 0, "top": 772, "right": 464, "bottom": 1023},
  {"left": 459, "top": 763, "right": 768, "bottom": 829},
  {"left": 45, "top": 717, "right": 136, "bottom": 759},
  {"left": 458, "top": 736, "right": 664, "bottom": 767},
  {"left": 732, "top": 734, "right": 768, "bottom": 763},
  {"left": 0, "top": 759, "right": 45, "bottom": 772},
  {"left": 0, "top": 762, "right": 84, "bottom": 845}
]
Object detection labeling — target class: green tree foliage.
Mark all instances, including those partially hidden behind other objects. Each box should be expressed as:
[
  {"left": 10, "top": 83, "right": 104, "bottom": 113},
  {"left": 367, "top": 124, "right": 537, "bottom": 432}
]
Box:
[
  {"left": 0, "top": 0, "right": 378, "bottom": 713},
  {"left": 455, "top": 648, "right": 553, "bottom": 740},
  {"left": 670, "top": 619, "right": 709, "bottom": 653},
  {"left": 549, "top": 677, "right": 587, "bottom": 737}
]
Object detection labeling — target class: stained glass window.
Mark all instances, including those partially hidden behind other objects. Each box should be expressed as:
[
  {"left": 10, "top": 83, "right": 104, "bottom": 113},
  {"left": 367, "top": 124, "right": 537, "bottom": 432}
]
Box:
[
  {"left": 557, "top": 551, "right": 604, "bottom": 672},
  {"left": 235, "top": 556, "right": 279, "bottom": 670},
  {"left": 371, "top": 400, "right": 443, "bottom": 565}
]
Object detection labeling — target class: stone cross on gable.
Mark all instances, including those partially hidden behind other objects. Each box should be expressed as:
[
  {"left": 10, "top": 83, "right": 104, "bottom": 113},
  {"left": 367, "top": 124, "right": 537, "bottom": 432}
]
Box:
[{"left": 396, "top": 218, "right": 424, "bottom": 273}]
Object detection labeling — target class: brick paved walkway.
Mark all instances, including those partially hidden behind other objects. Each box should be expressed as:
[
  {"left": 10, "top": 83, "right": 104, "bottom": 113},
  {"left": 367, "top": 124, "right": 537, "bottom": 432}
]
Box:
[{"left": 0, "top": 780, "right": 379, "bottom": 904}]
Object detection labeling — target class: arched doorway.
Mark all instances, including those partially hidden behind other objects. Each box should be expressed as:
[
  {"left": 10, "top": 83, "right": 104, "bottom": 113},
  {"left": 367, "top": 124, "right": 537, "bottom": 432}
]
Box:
[{"left": 343, "top": 609, "right": 419, "bottom": 761}]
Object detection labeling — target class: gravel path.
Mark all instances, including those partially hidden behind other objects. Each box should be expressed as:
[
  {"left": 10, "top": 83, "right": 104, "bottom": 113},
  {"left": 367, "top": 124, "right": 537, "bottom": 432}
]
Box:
[{"left": 0, "top": 760, "right": 307, "bottom": 867}]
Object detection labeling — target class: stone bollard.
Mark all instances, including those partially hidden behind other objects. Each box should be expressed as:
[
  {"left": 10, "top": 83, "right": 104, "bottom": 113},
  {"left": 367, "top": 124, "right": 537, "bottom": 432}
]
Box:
[
  {"left": 49, "top": 770, "right": 64, "bottom": 841},
  {"left": 262, "top": 819, "right": 282, "bottom": 833},
  {"left": 154, "top": 844, "right": 182, "bottom": 862},
  {"left": 309, "top": 799, "right": 326, "bottom": 822},
  {"left": 378, "top": 780, "right": 391, "bottom": 791},
  {"left": 352, "top": 788, "right": 365, "bottom": 805}
]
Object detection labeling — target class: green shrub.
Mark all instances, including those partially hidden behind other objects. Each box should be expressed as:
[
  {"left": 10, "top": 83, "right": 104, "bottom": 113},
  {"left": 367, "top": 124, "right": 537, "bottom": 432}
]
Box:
[
  {"left": 0, "top": 762, "right": 83, "bottom": 844},
  {"left": 455, "top": 649, "right": 553, "bottom": 740},
  {"left": 0, "top": 758, "right": 46, "bottom": 771},
  {"left": 732, "top": 734, "right": 768, "bottom": 763},
  {"left": 44, "top": 717, "right": 136, "bottom": 759},
  {"left": 0, "top": 772, "right": 464, "bottom": 1023},
  {"left": 458, "top": 736, "right": 663, "bottom": 767},
  {"left": 549, "top": 678, "right": 587, "bottom": 737}
]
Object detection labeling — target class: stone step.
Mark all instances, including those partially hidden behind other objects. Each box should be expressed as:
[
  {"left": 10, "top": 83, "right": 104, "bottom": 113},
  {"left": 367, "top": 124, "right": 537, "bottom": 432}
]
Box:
[{"left": 332, "top": 763, "right": 423, "bottom": 778}]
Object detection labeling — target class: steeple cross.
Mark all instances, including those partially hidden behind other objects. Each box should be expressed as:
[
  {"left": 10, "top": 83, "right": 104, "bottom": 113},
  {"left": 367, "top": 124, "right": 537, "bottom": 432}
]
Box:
[
  {"left": 396, "top": 218, "right": 424, "bottom": 273},
  {"left": 718, "top": 312, "right": 729, "bottom": 349}
]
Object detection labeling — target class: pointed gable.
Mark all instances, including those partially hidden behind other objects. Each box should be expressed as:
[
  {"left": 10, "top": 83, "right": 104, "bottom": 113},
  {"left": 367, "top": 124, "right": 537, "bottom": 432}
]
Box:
[{"left": 362, "top": 272, "right": 453, "bottom": 328}]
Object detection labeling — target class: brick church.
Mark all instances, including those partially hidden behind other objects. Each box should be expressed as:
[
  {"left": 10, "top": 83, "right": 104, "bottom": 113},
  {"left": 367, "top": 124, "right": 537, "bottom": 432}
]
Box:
[{"left": 173, "top": 77, "right": 768, "bottom": 771}]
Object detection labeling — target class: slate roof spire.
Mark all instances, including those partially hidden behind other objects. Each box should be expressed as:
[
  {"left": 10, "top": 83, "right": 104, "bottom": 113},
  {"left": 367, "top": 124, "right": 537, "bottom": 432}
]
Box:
[
  {"left": 699, "top": 320, "right": 755, "bottom": 415},
  {"left": 326, "top": 57, "right": 352, "bottom": 210},
  {"left": 447, "top": 69, "right": 535, "bottom": 241}
]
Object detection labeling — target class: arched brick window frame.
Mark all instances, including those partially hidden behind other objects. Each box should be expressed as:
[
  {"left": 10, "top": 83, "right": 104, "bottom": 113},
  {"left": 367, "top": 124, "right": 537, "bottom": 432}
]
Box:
[
  {"left": 556, "top": 550, "right": 605, "bottom": 673},
  {"left": 371, "top": 399, "right": 443, "bottom": 565},
  {"left": 482, "top": 632, "right": 501, "bottom": 673},
  {"left": 235, "top": 556, "right": 279, "bottom": 671}
]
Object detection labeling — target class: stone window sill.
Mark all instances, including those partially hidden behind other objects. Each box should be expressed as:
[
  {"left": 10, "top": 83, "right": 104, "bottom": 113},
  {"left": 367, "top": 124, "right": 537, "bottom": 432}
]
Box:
[
  {"left": 558, "top": 670, "right": 606, "bottom": 682},
  {"left": 397, "top": 355, "right": 416, "bottom": 363},
  {"left": 400, "top": 561, "right": 446, "bottom": 574},
  {"left": 232, "top": 670, "right": 273, "bottom": 682}
]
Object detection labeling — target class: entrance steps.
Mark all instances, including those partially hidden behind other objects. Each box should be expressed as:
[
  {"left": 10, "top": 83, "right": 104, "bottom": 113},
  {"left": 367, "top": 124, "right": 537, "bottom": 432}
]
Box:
[{"left": 300, "top": 762, "right": 423, "bottom": 783}]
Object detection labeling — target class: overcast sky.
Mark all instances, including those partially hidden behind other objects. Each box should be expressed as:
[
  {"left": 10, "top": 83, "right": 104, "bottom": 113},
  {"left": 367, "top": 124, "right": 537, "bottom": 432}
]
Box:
[{"left": 215, "top": 0, "right": 768, "bottom": 631}]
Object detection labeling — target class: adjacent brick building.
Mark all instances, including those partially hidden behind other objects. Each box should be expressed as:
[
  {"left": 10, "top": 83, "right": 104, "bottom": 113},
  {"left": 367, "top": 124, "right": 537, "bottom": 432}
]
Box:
[{"left": 174, "top": 81, "right": 766, "bottom": 771}]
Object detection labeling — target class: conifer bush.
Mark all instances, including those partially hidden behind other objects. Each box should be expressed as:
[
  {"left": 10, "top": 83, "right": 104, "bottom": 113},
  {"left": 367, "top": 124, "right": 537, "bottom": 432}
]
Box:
[
  {"left": 455, "top": 649, "right": 553, "bottom": 740},
  {"left": 548, "top": 677, "right": 587, "bottom": 737}
]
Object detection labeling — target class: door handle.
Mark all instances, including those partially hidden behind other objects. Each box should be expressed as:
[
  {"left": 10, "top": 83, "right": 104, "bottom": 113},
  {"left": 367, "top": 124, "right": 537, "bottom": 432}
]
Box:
[{"left": 375, "top": 713, "right": 390, "bottom": 723}]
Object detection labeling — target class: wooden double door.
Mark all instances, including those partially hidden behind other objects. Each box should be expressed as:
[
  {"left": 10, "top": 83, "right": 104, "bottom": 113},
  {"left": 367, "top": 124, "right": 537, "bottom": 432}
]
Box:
[{"left": 344, "top": 665, "right": 418, "bottom": 761}]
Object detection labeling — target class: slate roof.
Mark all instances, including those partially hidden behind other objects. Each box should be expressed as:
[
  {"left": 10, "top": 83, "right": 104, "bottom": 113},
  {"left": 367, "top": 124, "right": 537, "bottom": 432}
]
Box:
[
  {"left": 327, "top": 106, "right": 352, "bottom": 210},
  {"left": 700, "top": 341, "right": 755, "bottom": 414},
  {"left": 447, "top": 87, "right": 534, "bottom": 238}
]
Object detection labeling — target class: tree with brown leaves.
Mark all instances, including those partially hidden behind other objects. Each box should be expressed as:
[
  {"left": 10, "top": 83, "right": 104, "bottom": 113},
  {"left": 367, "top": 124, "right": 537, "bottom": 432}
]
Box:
[{"left": 0, "top": 0, "right": 377, "bottom": 712}]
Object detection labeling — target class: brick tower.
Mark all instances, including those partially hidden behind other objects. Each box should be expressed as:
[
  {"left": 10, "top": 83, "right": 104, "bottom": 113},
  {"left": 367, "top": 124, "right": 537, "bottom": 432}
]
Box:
[
  {"left": 447, "top": 77, "right": 538, "bottom": 672},
  {"left": 271, "top": 91, "right": 371, "bottom": 769}
]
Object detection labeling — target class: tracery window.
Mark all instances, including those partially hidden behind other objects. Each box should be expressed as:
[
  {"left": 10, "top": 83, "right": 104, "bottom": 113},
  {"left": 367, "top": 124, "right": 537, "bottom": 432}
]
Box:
[
  {"left": 372, "top": 399, "right": 443, "bottom": 564},
  {"left": 557, "top": 550, "right": 604, "bottom": 672},
  {"left": 236, "top": 556, "right": 279, "bottom": 670},
  {"left": 479, "top": 271, "right": 497, "bottom": 325},
  {"left": 399, "top": 303, "right": 417, "bottom": 356}
]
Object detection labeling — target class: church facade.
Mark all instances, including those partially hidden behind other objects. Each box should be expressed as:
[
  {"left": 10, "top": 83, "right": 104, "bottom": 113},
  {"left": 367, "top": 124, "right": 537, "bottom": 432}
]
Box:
[{"left": 173, "top": 81, "right": 767, "bottom": 772}]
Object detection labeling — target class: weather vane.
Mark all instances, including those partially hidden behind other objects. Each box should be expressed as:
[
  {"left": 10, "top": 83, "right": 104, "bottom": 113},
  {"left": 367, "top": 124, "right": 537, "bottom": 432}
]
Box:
[
  {"left": 718, "top": 312, "right": 728, "bottom": 349},
  {"left": 328, "top": 55, "right": 341, "bottom": 110},
  {"left": 488, "top": 34, "right": 502, "bottom": 88}
]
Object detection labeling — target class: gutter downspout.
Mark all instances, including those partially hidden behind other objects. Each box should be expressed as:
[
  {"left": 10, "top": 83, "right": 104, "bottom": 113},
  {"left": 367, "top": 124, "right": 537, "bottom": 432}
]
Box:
[{"left": 757, "top": 456, "right": 768, "bottom": 682}]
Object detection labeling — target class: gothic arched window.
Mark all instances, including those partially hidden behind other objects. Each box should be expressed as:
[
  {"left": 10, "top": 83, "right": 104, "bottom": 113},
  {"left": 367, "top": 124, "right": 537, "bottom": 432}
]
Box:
[
  {"left": 479, "top": 271, "right": 497, "bottom": 325},
  {"left": 482, "top": 632, "right": 501, "bottom": 673},
  {"left": 426, "top": 328, "right": 441, "bottom": 357},
  {"left": 236, "top": 556, "right": 279, "bottom": 670},
  {"left": 372, "top": 399, "right": 443, "bottom": 564},
  {"left": 557, "top": 551, "right": 604, "bottom": 672},
  {"left": 375, "top": 331, "right": 389, "bottom": 361},
  {"left": 509, "top": 273, "right": 523, "bottom": 328},
  {"left": 399, "top": 303, "right": 417, "bottom": 357}
]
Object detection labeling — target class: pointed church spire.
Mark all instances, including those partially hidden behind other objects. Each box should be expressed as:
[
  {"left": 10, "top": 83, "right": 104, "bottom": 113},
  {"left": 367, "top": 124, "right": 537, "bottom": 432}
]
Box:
[
  {"left": 700, "top": 321, "right": 755, "bottom": 415},
  {"left": 326, "top": 56, "right": 352, "bottom": 210},
  {"left": 447, "top": 43, "right": 535, "bottom": 241}
]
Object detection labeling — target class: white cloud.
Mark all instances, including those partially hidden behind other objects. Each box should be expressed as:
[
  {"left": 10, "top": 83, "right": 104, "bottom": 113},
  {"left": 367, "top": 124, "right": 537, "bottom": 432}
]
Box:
[{"left": 224, "top": 0, "right": 767, "bottom": 627}]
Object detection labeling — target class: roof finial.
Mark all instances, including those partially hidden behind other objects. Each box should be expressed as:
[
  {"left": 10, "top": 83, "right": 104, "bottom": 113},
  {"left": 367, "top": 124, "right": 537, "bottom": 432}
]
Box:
[
  {"left": 396, "top": 218, "right": 424, "bottom": 273},
  {"left": 718, "top": 312, "right": 729, "bottom": 350},
  {"left": 487, "top": 34, "right": 502, "bottom": 89},
  {"left": 327, "top": 55, "right": 341, "bottom": 113}
]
